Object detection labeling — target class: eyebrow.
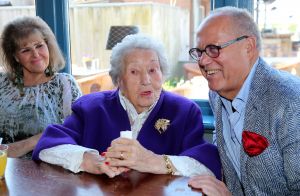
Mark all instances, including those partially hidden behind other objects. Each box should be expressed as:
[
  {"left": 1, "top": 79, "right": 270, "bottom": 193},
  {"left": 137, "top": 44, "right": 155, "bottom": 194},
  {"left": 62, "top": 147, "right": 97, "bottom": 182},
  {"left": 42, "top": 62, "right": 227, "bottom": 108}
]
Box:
[{"left": 19, "top": 41, "right": 44, "bottom": 50}]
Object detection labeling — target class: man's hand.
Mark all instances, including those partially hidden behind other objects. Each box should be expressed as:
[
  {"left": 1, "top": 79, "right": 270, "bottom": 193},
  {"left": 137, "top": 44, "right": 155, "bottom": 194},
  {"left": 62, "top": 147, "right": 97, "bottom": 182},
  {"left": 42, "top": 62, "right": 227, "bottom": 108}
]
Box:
[{"left": 188, "top": 175, "right": 231, "bottom": 196}]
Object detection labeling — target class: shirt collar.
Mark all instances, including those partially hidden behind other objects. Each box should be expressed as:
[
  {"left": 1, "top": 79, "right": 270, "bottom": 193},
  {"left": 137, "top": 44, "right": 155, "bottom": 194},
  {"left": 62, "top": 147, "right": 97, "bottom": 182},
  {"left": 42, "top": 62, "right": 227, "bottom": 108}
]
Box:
[
  {"left": 221, "top": 58, "right": 259, "bottom": 113},
  {"left": 118, "top": 90, "right": 157, "bottom": 122}
]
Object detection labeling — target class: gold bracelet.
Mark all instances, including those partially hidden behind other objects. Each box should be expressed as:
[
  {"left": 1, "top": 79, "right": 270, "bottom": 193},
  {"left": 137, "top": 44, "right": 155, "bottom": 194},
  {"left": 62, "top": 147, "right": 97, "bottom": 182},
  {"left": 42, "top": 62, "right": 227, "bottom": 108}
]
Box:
[{"left": 162, "top": 154, "right": 175, "bottom": 175}]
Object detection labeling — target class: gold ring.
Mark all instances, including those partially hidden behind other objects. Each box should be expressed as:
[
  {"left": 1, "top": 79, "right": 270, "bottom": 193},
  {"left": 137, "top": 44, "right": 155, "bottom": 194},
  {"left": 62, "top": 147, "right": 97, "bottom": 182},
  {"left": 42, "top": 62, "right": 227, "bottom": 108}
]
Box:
[{"left": 120, "top": 152, "right": 124, "bottom": 160}]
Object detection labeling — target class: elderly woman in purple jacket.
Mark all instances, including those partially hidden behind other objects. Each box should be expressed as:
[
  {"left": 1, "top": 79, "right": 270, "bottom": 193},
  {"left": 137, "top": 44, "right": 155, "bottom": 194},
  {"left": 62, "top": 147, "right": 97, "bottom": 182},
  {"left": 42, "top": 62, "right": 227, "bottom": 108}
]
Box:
[{"left": 32, "top": 34, "right": 221, "bottom": 179}]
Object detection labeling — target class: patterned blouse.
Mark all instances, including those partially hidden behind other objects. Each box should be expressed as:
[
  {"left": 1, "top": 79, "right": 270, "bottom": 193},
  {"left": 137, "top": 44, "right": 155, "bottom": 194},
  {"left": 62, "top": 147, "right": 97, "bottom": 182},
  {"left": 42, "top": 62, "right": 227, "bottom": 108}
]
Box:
[{"left": 0, "top": 72, "right": 82, "bottom": 144}]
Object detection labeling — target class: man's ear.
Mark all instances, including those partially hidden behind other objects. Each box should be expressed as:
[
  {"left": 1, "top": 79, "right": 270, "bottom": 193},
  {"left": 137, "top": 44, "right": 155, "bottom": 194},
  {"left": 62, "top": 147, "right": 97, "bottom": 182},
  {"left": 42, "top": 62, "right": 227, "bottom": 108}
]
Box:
[{"left": 246, "top": 36, "right": 257, "bottom": 53}]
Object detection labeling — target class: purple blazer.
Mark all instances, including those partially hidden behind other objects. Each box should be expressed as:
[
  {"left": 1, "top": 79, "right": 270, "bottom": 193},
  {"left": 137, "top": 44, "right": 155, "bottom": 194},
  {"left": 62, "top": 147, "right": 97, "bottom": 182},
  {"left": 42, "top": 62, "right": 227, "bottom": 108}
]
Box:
[{"left": 33, "top": 90, "right": 221, "bottom": 179}]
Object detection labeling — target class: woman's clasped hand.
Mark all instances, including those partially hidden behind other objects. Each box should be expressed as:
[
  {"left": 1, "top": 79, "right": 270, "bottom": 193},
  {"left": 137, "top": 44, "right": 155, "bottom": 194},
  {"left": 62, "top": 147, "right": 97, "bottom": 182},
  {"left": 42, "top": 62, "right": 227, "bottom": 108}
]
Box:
[
  {"left": 105, "top": 137, "right": 161, "bottom": 173},
  {"left": 81, "top": 137, "right": 165, "bottom": 178}
]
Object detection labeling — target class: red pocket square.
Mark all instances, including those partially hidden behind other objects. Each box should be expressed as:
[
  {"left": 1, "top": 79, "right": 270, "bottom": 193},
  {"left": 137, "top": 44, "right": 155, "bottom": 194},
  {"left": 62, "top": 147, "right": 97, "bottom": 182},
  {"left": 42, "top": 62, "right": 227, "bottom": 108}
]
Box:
[{"left": 242, "top": 131, "right": 269, "bottom": 157}]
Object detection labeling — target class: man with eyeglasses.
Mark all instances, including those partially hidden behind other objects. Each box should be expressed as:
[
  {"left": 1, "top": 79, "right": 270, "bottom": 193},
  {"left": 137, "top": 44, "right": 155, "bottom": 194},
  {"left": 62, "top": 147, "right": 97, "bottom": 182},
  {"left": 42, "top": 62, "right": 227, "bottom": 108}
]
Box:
[{"left": 188, "top": 6, "right": 300, "bottom": 196}]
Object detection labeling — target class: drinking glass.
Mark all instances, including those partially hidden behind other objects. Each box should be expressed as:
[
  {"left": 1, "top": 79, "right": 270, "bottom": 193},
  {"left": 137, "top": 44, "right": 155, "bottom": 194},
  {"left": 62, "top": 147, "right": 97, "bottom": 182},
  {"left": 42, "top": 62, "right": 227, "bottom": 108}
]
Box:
[{"left": 0, "top": 144, "right": 8, "bottom": 179}]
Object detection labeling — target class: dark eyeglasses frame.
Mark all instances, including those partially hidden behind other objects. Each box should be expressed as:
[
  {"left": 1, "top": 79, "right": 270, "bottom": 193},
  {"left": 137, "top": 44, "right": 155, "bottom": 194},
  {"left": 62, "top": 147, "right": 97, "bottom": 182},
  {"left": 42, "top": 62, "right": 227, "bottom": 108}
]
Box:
[{"left": 189, "top": 35, "right": 249, "bottom": 60}]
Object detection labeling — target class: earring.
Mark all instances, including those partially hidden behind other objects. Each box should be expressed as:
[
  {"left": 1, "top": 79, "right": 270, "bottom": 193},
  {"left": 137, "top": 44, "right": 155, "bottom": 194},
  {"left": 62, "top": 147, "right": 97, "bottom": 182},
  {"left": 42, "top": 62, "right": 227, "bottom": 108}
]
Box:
[
  {"left": 14, "top": 66, "right": 24, "bottom": 96},
  {"left": 44, "top": 66, "right": 54, "bottom": 77}
]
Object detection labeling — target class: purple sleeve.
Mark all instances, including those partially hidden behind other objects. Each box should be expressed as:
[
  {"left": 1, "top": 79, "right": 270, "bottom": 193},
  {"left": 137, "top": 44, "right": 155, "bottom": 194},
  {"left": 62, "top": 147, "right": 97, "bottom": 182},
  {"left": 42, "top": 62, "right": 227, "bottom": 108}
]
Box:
[
  {"left": 32, "top": 100, "right": 84, "bottom": 160},
  {"left": 180, "top": 102, "right": 221, "bottom": 180}
]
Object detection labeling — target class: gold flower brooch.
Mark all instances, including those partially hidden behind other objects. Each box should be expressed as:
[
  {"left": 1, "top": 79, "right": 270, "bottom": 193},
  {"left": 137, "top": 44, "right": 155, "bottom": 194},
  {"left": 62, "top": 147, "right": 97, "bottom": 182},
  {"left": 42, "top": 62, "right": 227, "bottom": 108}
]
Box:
[{"left": 155, "top": 118, "right": 170, "bottom": 134}]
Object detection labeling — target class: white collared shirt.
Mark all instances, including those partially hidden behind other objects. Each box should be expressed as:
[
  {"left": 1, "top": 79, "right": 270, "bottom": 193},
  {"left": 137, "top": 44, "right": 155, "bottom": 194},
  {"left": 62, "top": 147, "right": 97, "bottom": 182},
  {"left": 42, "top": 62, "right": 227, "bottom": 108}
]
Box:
[{"left": 119, "top": 91, "right": 156, "bottom": 139}]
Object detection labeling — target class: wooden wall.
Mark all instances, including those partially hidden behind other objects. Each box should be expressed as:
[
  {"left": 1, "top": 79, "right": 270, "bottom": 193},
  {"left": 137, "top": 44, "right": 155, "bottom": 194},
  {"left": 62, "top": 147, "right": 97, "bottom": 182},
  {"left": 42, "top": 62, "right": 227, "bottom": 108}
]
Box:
[
  {"left": 68, "top": 3, "right": 190, "bottom": 76},
  {"left": 0, "top": 3, "right": 190, "bottom": 78}
]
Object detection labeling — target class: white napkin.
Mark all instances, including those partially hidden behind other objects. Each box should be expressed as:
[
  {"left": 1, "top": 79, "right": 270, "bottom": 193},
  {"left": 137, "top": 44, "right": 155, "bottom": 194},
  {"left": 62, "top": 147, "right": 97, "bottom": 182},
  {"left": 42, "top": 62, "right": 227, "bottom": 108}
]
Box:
[{"left": 120, "top": 130, "right": 133, "bottom": 139}]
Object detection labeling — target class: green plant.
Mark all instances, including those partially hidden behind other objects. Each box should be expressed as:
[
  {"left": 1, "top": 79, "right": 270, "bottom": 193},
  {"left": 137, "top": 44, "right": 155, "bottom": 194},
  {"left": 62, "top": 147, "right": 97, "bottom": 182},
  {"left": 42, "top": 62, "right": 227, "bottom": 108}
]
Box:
[{"left": 163, "top": 77, "right": 184, "bottom": 90}]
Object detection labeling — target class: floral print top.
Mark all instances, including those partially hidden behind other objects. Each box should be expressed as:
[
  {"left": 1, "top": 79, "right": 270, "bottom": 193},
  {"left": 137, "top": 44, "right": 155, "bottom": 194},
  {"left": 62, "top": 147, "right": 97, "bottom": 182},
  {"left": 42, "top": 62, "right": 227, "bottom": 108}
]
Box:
[{"left": 0, "top": 72, "right": 82, "bottom": 144}]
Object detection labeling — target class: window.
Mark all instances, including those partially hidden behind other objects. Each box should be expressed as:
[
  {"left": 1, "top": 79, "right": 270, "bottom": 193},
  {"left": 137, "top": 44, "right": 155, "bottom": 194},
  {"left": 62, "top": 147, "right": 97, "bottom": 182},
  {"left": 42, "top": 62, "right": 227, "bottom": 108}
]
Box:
[
  {"left": 254, "top": 0, "right": 300, "bottom": 75},
  {"left": 69, "top": 0, "right": 196, "bottom": 95},
  {"left": 0, "top": 1, "right": 36, "bottom": 72}
]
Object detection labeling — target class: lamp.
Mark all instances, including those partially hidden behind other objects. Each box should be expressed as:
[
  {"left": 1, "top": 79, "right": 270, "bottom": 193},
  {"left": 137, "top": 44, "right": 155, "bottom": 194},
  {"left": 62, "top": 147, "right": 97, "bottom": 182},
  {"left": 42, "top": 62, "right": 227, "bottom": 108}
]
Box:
[{"left": 106, "top": 26, "right": 139, "bottom": 50}]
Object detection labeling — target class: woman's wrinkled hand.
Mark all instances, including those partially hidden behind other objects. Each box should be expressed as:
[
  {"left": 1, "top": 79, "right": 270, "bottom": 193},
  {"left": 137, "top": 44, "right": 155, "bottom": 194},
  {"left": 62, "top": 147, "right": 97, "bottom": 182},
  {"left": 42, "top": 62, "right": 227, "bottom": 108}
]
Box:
[
  {"left": 80, "top": 151, "right": 126, "bottom": 178},
  {"left": 104, "top": 138, "right": 162, "bottom": 174},
  {"left": 8, "top": 133, "right": 42, "bottom": 158},
  {"left": 188, "top": 175, "right": 231, "bottom": 196}
]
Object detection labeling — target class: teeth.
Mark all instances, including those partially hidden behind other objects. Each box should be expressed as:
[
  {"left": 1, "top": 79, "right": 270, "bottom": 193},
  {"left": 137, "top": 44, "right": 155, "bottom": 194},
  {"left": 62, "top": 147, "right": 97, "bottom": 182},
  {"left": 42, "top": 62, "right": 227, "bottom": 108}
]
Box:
[{"left": 206, "top": 70, "right": 219, "bottom": 75}]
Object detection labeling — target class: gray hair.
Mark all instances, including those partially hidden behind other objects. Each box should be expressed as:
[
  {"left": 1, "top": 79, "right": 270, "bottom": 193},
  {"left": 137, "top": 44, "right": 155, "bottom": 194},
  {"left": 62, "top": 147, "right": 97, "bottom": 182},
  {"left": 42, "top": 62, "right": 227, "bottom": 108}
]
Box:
[
  {"left": 0, "top": 16, "right": 65, "bottom": 75},
  {"left": 208, "top": 6, "right": 262, "bottom": 51},
  {"left": 109, "top": 34, "right": 169, "bottom": 86}
]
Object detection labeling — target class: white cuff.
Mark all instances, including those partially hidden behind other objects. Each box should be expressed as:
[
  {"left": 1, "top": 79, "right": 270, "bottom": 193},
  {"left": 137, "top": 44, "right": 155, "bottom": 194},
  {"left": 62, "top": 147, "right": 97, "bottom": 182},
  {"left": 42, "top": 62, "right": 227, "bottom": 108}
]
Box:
[
  {"left": 39, "top": 144, "right": 98, "bottom": 173},
  {"left": 168, "top": 155, "right": 215, "bottom": 177}
]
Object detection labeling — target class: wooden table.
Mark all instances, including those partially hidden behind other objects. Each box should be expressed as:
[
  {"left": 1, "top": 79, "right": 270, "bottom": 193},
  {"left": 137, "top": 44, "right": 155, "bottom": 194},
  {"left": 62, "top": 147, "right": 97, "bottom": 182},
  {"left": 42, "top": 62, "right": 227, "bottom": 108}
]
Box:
[{"left": 0, "top": 158, "right": 202, "bottom": 196}]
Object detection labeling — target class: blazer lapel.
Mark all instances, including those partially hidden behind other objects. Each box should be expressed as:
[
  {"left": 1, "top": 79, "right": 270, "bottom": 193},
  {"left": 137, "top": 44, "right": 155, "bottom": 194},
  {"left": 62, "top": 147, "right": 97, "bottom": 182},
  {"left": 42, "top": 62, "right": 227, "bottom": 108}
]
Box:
[
  {"left": 244, "top": 58, "right": 271, "bottom": 125},
  {"left": 213, "top": 95, "right": 244, "bottom": 193},
  {"left": 240, "top": 59, "right": 272, "bottom": 186}
]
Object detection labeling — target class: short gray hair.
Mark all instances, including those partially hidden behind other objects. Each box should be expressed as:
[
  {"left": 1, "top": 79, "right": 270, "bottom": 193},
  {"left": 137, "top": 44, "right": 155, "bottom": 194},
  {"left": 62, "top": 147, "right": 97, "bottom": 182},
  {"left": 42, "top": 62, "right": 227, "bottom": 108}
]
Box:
[
  {"left": 109, "top": 34, "right": 169, "bottom": 86},
  {"left": 208, "top": 6, "right": 262, "bottom": 51}
]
